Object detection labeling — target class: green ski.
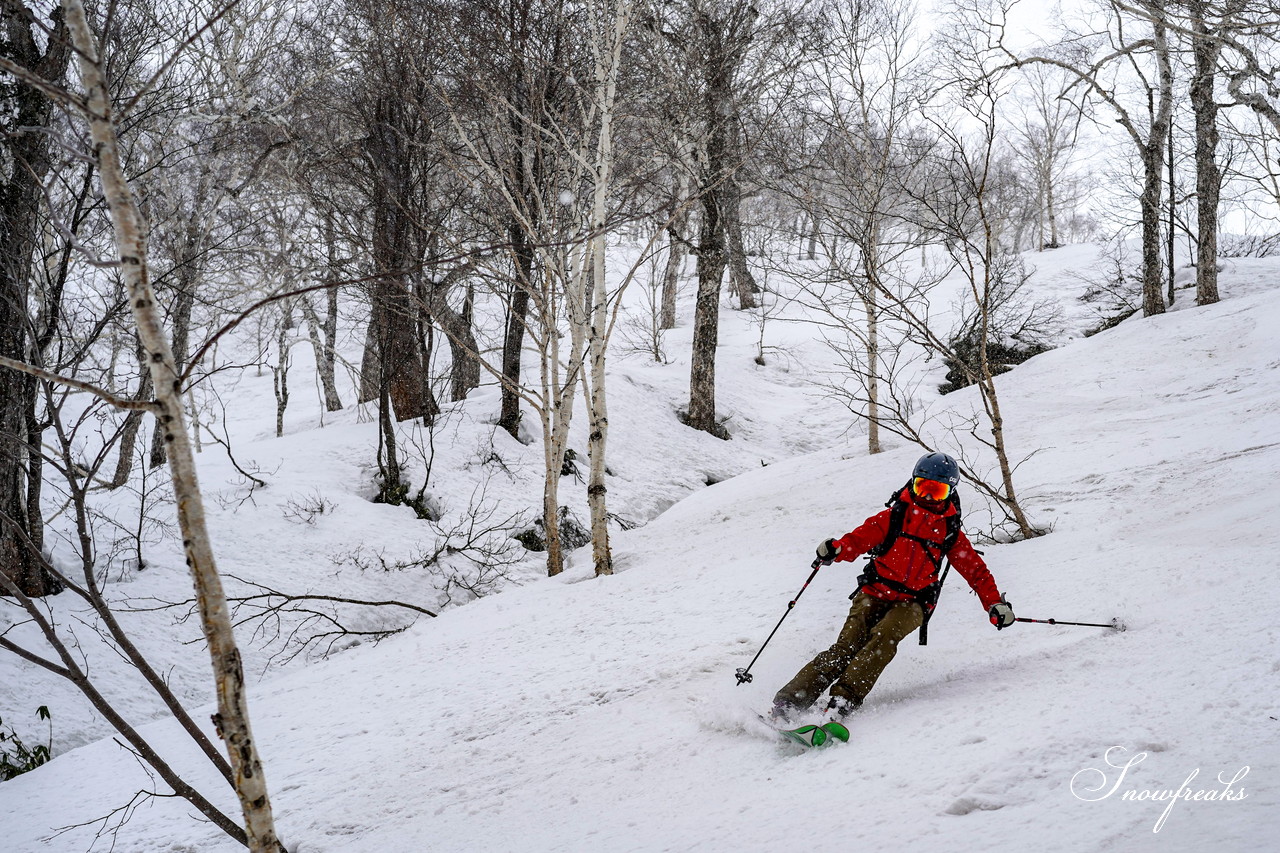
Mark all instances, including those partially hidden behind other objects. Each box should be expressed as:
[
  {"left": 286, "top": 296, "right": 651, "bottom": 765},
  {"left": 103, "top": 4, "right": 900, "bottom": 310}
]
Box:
[{"left": 776, "top": 721, "right": 850, "bottom": 749}]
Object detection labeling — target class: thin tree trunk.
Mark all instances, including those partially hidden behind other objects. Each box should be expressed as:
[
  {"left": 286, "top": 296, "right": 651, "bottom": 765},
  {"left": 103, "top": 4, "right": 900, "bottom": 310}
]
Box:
[
  {"left": 976, "top": 196, "right": 1035, "bottom": 539},
  {"left": 410, "top": 277, "right": 440, "bottom": 426},
  {"left": 660, "top": 171, "right": 690, "bottom": 331},
  {"left": 376, "top": 366, "right": 401, "bottom": 499},
  {"left": 498, "top": 222, "right": 534, "bottom": 439},
  {"left": 272, "top": 308, "right": 291, "bottom": 438},
  {"left": 149, "top": 272, "right": 195, "bottom": 468},
  {"left": 64, "top": 4, "right": 285, "bottom": 850},
  {"left": 109, "top": 337, "right": 152, "bottom": 489},
  {"left": 312, "top": 218, "right": 344, "bottom": 411},
  {"left": 535, "top": 223, "right": 586, "bottom": 577},
  {"left": 865, "top": 302, "right": 880, "bottom": 455},
  {"left": 542, "top": 474, "right": 564, "bottom": 576},
  {"left": 723, "top": 177, "right": 758, "bottom": 310},
  {"left": 1140, "top": 13, "right": 1174, "bottom": 318},
  {"left": 1046, "top": 174, "right": 1058, "bottom": 246},
  {"left": 661, "top": 229, "right": 686, "bottom": 331},
  {"left": 1167, "top": 110, "right": 1176, "bottom": 305},
  {"left": 301, "top": 297, "right": 343, "bottom": 412},
  {"left": 862, "top": 240, "right": 881, "bottom": 456},
  {"left": 538, "top": 311, "right": 580, "bottom": 577},
  {"left": 324, "top": 286, "right": 341, "bottom": 396},
  {"left": 423, "top": 267, "right": 480, "bottom": 402},
  {"left": 358, "top": 318, "right": 379, "bottom": 404}
]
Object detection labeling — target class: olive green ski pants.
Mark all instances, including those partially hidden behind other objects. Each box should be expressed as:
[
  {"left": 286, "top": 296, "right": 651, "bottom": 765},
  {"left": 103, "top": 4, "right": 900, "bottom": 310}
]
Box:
[{"left": 774, "top": 592, "right": 924, "bottom": 711}]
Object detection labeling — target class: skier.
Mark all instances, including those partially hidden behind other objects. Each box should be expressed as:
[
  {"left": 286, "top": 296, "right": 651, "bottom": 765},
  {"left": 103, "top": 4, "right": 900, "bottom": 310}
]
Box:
[{"left": 771, "top": 452, "right": 1014, "bottom": 722}]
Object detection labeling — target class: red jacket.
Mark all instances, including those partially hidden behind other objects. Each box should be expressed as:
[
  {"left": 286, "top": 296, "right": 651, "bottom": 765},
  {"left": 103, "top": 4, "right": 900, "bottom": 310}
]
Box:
[{"left": 830, "top": 487, "right": 1001, "bottom": 613}]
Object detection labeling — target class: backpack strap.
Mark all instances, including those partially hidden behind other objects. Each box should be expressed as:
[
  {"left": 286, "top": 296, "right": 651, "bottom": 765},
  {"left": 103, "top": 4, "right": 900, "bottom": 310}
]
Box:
[
  {"left": 855, "top": 485, "right": 963, "bottom": 646},
  {"left": 865, "top": 484, "right": 911, "bottom": 559}
]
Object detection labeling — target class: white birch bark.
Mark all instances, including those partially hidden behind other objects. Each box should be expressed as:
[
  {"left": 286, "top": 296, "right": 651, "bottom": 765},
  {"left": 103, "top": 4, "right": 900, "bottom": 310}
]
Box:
[
  {"left": 63, "top": 3, "right": 285, "bottom": 850},
  {"left": 537, "top": 237, "right": 588, "bottom": 577},
  {"left": 582, "top": 0, "right": 631, "bottom": 577}
]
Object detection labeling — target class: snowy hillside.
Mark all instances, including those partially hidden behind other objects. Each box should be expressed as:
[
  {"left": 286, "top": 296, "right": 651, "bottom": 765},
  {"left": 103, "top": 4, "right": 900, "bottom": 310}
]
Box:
[{"left": 2, "top": 246, "right": 1278, "bottom": 853}]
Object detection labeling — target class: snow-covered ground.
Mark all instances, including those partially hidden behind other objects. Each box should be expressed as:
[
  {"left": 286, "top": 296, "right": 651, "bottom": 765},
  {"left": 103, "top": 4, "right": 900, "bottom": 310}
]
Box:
[{"left": 2, "top": 244, "right": 1277, "bottom": 852}]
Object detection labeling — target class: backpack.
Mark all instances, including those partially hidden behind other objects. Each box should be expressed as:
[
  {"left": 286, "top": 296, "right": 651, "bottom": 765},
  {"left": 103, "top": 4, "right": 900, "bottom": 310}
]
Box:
[{"left": 855, "top": 481, "right": 963, "bottom": 646}]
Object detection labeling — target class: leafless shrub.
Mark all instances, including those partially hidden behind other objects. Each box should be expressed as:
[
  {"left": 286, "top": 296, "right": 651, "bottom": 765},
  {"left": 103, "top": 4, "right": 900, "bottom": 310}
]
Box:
[
  {"left": 1077, "top": 238, "right": 1143, "bottom": 336},
  {"left": 940, "top": 255, "right": 1061, "bottom": 394},
  {"left": 1217, "top": 232, "right": 1280, "bottom": 258},
  {"left": 617, "top": 251, "right": 670, "bottom": 363},
  {"left": 281, "top": 490, "right": 336, "bottom": 525},
  {"left": 128, "top": 492, "right": 527, "bottom": 668}
]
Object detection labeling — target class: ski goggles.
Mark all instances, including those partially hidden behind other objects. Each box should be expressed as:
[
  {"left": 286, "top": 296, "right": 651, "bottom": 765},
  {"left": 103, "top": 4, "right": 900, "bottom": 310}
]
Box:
[{"left": 912, "top": 477, "right": 951, "bottom": 502}]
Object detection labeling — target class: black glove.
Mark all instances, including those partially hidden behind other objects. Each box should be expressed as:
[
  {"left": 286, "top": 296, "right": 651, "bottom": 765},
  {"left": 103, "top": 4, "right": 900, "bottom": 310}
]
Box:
[
  {"left": 816, "top": 538, "right": 841, "bottom": 565},
  {"left": 989, "top": 594, "right": 1014, "bottom": 629}
]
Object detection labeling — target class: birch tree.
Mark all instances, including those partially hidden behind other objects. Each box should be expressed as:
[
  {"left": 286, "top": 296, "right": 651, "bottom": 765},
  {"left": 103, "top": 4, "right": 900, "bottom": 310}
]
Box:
[
  {"left": 0, "top": 3, "right": 287, "bottom": 849},
  {"left": 862, "top": 4, "right": 1045, "bottom": 539},
  {"left": 996, "top": 0, "right": 1175, "bottom": 316},
  {"left": 1009, "top": 63, "right": 1086, "bottom": 250},
  {"left": 581, "top": 0, "right": 634, "bottom": 576},
  {"left": 801, "top": 0, "right": 930, "bottom": 456},
  {"left": 645, "top": 0, "right": 817, "bottom": 436}
]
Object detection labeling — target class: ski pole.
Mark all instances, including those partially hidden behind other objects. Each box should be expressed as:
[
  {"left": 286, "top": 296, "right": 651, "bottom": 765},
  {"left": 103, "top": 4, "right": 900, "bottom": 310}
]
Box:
[
  {"left": 735, "top": 558, "right": 823, "bottom": 686},
  {"left": 1015, "top": 616, "right": 1126, "bottom": 631}
]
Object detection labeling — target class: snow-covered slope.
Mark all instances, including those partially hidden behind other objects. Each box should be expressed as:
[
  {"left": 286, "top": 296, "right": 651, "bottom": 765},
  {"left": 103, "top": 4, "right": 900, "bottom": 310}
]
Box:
[{"left": 2, "top": 250, "right": 1278, "bottom": 852}]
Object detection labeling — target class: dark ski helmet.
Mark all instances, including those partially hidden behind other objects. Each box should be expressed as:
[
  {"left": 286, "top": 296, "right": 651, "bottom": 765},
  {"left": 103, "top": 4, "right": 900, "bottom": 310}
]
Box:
[{"left": 913, "top": 452, "right": 960, "bottom": 487}]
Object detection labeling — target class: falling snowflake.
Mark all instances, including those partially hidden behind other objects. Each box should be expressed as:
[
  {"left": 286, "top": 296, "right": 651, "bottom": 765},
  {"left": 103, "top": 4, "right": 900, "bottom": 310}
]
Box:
[{"left": 558, "top": 190, "right": 576, "bottom": 207}]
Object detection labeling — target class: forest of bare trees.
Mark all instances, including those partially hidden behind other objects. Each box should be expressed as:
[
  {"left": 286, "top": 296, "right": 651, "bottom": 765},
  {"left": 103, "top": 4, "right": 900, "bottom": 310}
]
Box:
[{"left": 5, "top": 0, "right": 1280, "bottom": 848}]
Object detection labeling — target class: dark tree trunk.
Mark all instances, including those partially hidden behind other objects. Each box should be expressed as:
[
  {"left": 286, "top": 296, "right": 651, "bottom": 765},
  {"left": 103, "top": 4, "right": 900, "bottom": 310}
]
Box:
[
  {"left": 109, "top": 337, "right": 152, "bottom": 489},
  {"left": 366, "top": 95, "right": 429, "bottom": 422},
  {"left": 687, "top": 22, "right": 736, "bottom": 437},
  {"left": 370, "top": 275, "right": 429, "bottom": 422},
  {"left": 1139, "top": 16, "right": 1174, "bottom": 318},
  {"left": 688, "top": 113, "right": 729, "bottom": 435},
  {"left": 684, "top": 4, "right": 756, "bottom": 436},
  {"left": 688, "top": 187, "right": 726, "bottom": 434},
  {"left": 1140, "top": 160, "right": 1167, "bottom": 318},
  {"left": 0, "top": 4, "right": 71, "bottom": 597},
  {"left": 722, "top": 107, "right": 757, "bottom": 310},
  {"left": 376, "top": 364, "right": 402, "bottom": 498},
  {"left": 426, "top": 275, "right": 480, "bottom": 403},
  {"left": 497, "top": 220, "right": 533, "bottom": 439},
  {"left": 1190, "top": 1, "right": 1221, "bottom": 306},
  {"left": 149, "top": 265, "right": 196, "bottom": 469},
  {"left": 723, "top": 176, "right": 758, "bottom": 310}
]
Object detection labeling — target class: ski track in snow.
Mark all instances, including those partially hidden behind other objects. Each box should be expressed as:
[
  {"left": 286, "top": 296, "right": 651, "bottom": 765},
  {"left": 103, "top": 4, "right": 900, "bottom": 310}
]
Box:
[{"left": 2, "top": 245, "right": 1278, "bottom": 852}]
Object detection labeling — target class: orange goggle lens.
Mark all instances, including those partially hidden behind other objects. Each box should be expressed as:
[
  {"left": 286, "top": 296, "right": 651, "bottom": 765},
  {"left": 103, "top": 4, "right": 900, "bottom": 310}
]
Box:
[{"left": 913, "top": 477, "right": 951, "bottom": 502}]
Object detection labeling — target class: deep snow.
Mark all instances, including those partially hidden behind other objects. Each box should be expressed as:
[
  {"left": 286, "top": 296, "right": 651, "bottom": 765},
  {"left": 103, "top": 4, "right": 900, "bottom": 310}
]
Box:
[{"left": 2, "top": 244, "right": 1278, "bottom": 852}]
